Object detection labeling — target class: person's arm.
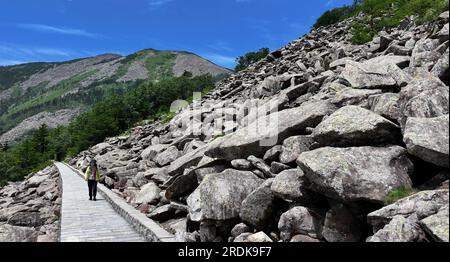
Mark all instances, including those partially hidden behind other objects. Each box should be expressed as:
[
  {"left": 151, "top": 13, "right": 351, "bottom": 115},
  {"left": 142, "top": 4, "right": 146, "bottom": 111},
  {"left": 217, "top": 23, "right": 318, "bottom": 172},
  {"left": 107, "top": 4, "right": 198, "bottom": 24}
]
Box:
[{"left": 96, "top": 167, "right": 103, "bottom": 182}]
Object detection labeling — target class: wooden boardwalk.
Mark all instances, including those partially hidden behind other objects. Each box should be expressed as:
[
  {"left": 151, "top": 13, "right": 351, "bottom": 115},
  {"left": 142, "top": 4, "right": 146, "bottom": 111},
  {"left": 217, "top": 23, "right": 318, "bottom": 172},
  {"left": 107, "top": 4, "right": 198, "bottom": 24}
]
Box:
[{"left": 55, "top": 162, "right": 145, "bottom": 242}]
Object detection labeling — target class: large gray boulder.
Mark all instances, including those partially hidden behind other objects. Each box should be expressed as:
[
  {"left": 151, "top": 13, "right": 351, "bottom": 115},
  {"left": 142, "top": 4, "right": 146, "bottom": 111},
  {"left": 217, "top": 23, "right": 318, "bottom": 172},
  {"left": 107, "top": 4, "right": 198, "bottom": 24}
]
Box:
[
  {"left": 278, "top": 206, "right": 324, "bottom": 241},
  {"left": 312, "top": 106, "right": 401, "bottom": 147},
  {"left": 205, "top": 100, "right": 336, "bottom": 161},
  {"left": 279, "top": 135, "right": 314, "bottom": 164},
  {"left": 167, "top": 145, "right": 209, "bottom": 176},
  {"left": 398, "top": 72, "right": 449, "bottom": 125},
  {"left": 297, "top": 146, "right": 414, "bottom": 204},
  {"left": 419, "top": 205, "right": 449, "bottom": 242},
  {"left": 187, "top": 169, "right": 263, "bottom": 222},
  {"left": 367, "top": 215, "right": 427, "bottom": 242},
  {"left": 154, "top": 146, "right": 180, "bottom": 167},
  {"left": 133, "top": 182, "right": 161, "bottom": 205},
  {"left": 240, "top": 180, "right": 276, "bottom": 230},
  {"left": 341, "top": 59, "right": 406, "bottom": 89},
  {"left": 367, "top": 189, "right": 449, "bottom": 229},
  {"left": 431, "top": 48, "right": 449, "bottom": 83},
  {"left": 270, "top": 169, "right": 310, "bottom": 202},
  {"left": 331, "top": 88, "right": 383, "bottom": 107},
  {"left": 0, "top": 224, "right": 38, "bottom": 242},
  {"left": 368, "top": 93, "right": 401, "bottom": 122},
  {"left": 403, "top": 115, "right": 449, "bottom": 168}
]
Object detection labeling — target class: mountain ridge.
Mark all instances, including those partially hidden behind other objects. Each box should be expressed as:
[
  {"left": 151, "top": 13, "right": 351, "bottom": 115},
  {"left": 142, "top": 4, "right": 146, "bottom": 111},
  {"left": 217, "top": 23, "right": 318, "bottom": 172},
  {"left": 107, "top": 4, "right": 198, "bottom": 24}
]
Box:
[{"left": 0, "top": 49, "right": 231, "bottom": 143}]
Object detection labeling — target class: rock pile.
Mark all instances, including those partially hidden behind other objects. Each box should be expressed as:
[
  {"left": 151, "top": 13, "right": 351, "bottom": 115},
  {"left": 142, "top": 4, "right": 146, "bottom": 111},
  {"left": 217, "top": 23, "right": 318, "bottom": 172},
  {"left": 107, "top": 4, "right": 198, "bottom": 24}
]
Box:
[
  {"left": 0, "top": 166, "right": 61, "bottom": 242},
  {"left": 68, "top": 11, "right": 449, "bottom": 242}
]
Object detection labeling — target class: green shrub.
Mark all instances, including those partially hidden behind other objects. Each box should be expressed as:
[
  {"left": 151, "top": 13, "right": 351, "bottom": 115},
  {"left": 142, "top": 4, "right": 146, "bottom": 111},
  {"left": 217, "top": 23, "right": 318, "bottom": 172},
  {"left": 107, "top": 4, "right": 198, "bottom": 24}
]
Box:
[
  {"left": 315, "top": 0, "right": 449, "bottom": 44},
  {"left": 385, "top": 187, "right": 416, "bottom": 205},
  {"left": 235, "top": 48, "right": 270, "bottom": 72},
  {"left": 351, "top": 22, "right": 376, "bottom": 44}
]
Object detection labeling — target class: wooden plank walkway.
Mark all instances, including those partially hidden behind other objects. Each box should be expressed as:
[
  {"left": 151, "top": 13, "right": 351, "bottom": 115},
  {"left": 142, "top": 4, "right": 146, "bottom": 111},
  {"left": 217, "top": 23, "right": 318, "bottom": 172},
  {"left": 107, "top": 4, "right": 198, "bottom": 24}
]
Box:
[{"left": 55, "top": 162, "right": 145, "bottom": 242}]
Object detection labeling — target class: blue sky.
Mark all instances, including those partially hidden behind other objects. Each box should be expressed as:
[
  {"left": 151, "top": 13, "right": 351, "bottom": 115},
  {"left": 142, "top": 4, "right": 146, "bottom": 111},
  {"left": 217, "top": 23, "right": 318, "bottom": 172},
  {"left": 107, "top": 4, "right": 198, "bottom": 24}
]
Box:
[{"left": 0, "top": 0, "right": 352, "bottom": 69}]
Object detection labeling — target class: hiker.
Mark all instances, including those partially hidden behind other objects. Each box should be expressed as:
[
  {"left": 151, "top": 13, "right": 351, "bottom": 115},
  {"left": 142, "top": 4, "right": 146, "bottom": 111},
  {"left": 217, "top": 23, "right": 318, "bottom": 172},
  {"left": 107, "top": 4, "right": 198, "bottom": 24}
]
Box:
[{"left": 85, "top": 159, "right": 101, "bottom": 201}]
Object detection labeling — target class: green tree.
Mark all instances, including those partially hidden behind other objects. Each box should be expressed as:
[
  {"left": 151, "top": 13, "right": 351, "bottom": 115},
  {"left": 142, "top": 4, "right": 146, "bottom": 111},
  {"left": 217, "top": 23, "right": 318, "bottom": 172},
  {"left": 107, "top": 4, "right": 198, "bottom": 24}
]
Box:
[
  {"left": 32, "top": 124, "right": 50, "bottom": 154},
  {"left": 235, "top": 48, "right": 270, "bottom": 72}
]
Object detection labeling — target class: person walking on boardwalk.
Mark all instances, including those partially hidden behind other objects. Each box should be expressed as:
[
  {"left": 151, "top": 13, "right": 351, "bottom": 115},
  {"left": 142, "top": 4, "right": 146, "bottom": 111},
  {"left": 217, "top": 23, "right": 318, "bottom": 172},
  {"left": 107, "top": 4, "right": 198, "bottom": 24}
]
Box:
[{"left": 85, "top": 159, "right": 101, "bottom": 201}]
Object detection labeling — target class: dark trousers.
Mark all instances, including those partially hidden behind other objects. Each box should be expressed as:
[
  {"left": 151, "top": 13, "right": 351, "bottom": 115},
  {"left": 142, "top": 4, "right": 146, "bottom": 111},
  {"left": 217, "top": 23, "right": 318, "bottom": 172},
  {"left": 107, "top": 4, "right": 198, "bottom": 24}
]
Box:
[{"left": 88, "top": 180, "right": 98, "bottom": 198}]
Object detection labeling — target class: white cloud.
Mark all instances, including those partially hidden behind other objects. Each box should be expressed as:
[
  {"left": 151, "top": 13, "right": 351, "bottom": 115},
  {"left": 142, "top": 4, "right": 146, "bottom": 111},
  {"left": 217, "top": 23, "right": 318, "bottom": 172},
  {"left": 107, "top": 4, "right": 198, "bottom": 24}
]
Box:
[
  {"left": 0, "top": 59, "right": 28, "bottom": 66},
  {"left": 207, "top": 41, "right": 234, "bottom": 52},
  {"left": 202, "top": 53, "right": 236, "bottom": 68},
  {"left": 147, "top": 0, "right": 174, "bottom": 9},
  {"left": 18, "top": 24, "right": 100, "bottom": 38}
]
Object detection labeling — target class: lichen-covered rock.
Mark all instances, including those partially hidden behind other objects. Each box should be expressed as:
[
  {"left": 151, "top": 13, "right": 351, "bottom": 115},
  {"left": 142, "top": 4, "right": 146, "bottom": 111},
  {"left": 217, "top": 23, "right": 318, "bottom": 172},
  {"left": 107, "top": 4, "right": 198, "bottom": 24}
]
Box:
[
  {"left": 297, "top": 146, "right": 413, "bottom": 204},
  {"left": 187, "top": 169, "right": 263, "bottom": 221},
  {"left": 367, "top": 215, "right": 427, "bottom": 242},
  {"left": 403, "top": 115, "right": 449, "bottom": 168},
  {"left": 419, "top": 205, "right": 449, "bottom": 242},
  {"left": 367, "top": 190, "right": 449, "bottom": 229},
  {"left": 270, "top": 169, "right": 310, "bottom": 202},
  {"left": 279, "top": 135, "right": 314, "bottom": 164},
  {"left": 154, "top": 146, "right": 181, "bottom": 167},
  {"left": 312, "top": 106, "right": 401, "bottom": 147},
  {"left": 0, "top": 224, "right": 39, "bottom": 242},
  {"left": 240, "top": 180, "right": 276, "bottom": 230},
  {"left": 205, "top": 101, "right": 336, "bottom": 161},
  {"left": 278, "top": 206, "right": 324, "bottom": 241}
]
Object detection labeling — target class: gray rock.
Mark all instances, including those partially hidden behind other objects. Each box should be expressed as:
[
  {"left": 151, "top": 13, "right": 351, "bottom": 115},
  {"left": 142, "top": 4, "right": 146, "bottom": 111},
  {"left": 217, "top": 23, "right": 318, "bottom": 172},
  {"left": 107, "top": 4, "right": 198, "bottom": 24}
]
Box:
[
  {"left": 403, "top": 115, "right": 449, "bottom": 168},
  {"left": 331, "top": 88, "right": 383, "bottom": 107},
  {"left": 263, "top": 145, "right": 283, "bottom": 163},
  {"left": 271, "top": 169, "right": 309, "bottom": 202},
  {"left": 147, "top": 205, "right": 176, "bottom": 222},
  {"left": 26, "top": 175, "right": 49, "bottom": 188},
  {"left": 279, "top": 135, "right": 314, "bottom": 164},
  {"left": 322, "top": 203, "right": 362, "bottom": 242},
  {"left": 240, "top": 180, "right": 276, "bottom": 230},
  {"left": 205, "top": 100, "right": 336, "bottom": 161},
  {"left": 133, "top": 182, "right": 161, "bottom": 205},
  {"left": 245, "top": 232, "right": 273, "bottom": 242},
  {"left": 187, "top": 169, "right": 263, "bottom": 221},
  {"left": 312, "top": 105, "right": 401, "bottom": 147},
  {"left": 410, "top": 39, "right": 442, "bottom": 69},
  {"left": 231, "top": 223, "right": 251, "bottom": 238},
  {"left": 341, "top": 60, "right": 397, "bottom": 89},
  {"left": 154, "top": 146, "right": 180, "bottom": 167},
  {"left": 366, "top": 55, "right": 411, "bottom": 68},
  {"left": 367, "top": 189, "right": 449, "bottom": 229},
  {"left": 431, "top": 48, "right": 449, "bottom": 82},
  {"left": 7, "top": 212, "right": 45, "bottom": 227},
  {"left": 290, "top": 234, "right": 320, "bottom": 242},
  {"left": 0, "top": 224, "right": 38, "bottom": 242},
  {"left": 368, "top": 93, "right": 401, "bottom": 122},
  {"left": 367, "top": 215, "right": 427, "bottom": 242},
  {"left": 419, "top": 205, "right": 449, "bottom": 242},
  {"left": 167, "top": 145, "right": 209, "bottom": 176},
  {"left": 278, "top": 206, "right": 324, "bottom": 241},
  {"left": 398, "top": 72, "right": 449, "bottom": 126},
  {"left": 270, "top": 162, "right": 291, "bottom": 174},
  {"left": 247, "top": 155, "right": 273, "bottom": 178},
  {"left": 140, "top": 144, "right": 169, "bottom": 160},
  {"left": 230, "top": 159, "right": 253, "bottom": 170},
  {"left": 297, "top": 146, "right": 413, "bottom": 204},
  {"left": 165, "top": 169, "right": 198, "bottom": 201}
]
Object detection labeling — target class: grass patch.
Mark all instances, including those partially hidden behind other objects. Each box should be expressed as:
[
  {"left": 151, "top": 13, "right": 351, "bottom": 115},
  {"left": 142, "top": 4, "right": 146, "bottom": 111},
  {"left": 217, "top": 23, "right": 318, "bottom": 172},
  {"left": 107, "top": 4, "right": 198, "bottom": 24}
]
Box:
[{"left": 385, "top": 187, "right": 417, "bottom": 205}]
